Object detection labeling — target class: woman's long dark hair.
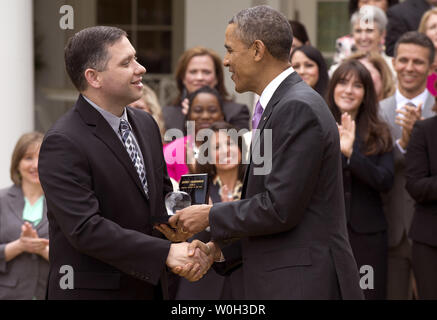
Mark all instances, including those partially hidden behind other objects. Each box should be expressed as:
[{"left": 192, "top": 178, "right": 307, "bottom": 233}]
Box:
[
  {"left": 194, "top": 121, "right": 246, "bottom": 182},
  {"left": 290, "top": 45, "right": 329, "bottom": 97},
  {"left": 327, "top": 59, "right": 393, "bottom": 155}
]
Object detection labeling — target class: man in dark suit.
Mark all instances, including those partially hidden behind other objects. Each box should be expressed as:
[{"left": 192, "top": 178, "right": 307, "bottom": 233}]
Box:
[
  {"left": 38, "top": 26, "right": 210, "bottom": 300},
  {"left": 385, "top": 0, "right": 434, "bottom": 56},
  {"left": 168, "top": 6, "right": 363, "bottom": 299},
  {"left": 405, "top": 112, "right": 437, "bottom": 299},
  {"left": 379, "top": 31, "right": 436, "bottom": 299}
]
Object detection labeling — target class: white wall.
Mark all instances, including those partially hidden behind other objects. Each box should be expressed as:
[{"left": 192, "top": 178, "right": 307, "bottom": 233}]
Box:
[
  {"left": 0, "top": 1, "right": 34, "bottom": 188},
  {"left": 185, "top": 0, "right": 255, "bottom": 110}
]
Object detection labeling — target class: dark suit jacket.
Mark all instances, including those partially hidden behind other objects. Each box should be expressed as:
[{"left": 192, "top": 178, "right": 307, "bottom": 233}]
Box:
[
  {"left": 379, "top": 93, "right": 436, "bottom": 247},
  {"left": 342, "top": 133, "right": 394, "bottom": 234},
  {"left": 0, "top": 185, "right": 49, "bottom": 299},
  {"left": 209, "top": 72, "right": 363, "bottom": 300},
  {"left": 385, "top": 0, "right": 431, "bottom": 56},
  {"left": 38, "top": 95, "right": 173, "bottom": 300},
  {"left": 405, "top": 116, "right": 437, "bottom": 247},
  {"left": 162, "top": 100, "right": 250, "bottom": 134}
]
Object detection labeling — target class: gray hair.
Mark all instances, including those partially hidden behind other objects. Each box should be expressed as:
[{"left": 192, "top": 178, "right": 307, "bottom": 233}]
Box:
[
  {"left": 229, "top": 5, "right": 293, "bottom": 61},
  {"left": 350, "top": 5, "right": 387, "bottom": 34}
]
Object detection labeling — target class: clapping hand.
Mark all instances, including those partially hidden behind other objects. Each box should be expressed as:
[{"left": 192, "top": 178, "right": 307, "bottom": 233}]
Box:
[
  {"left": 395, "top": 102, "right": 422, "bottom": 149},
  {"left": 337, "top": 112, "right": 355, "bottom": 158},
  {"left": 19, "top": 222, "right": 49, "bottom": 255}
]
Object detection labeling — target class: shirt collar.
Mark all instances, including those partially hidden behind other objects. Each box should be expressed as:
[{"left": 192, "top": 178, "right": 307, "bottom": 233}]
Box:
[
  {"left": 259, "top": 66, "right": 295, "bottom": 110},
  {"left": 82, "top": 95, "right": 129, "bottom": 133},
  {"left": 395, "top": 88, "right": 430, "bottom": 110}
]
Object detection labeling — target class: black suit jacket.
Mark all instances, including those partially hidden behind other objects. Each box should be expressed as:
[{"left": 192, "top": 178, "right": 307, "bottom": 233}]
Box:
[
  {"left": 405, "top": 116, "right": 437, "bottom": 247},
  {"left": 38, "top": 95, "right": 173, "bottom": 300},
  {"left": 342, "top": 133, "right": 394, "bottom": 234},
  {"left": 162, "top": 100, "right": 250, "bottom": 134},
  {"left": 385, "top": 0, "right": 431, "bottom": 56},
  {"left": 209, "top": 72, "right": 363, "bottom": 299}
]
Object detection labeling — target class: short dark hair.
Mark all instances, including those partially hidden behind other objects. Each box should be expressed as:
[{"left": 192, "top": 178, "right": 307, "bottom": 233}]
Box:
[
  {"left": 290, "top": 45, "right": 329, "bottom": 96},
  {"left": 187, "top": 86, "right": 224, "bottom": 118},
  {"left": 394, "top": 31, "right": 435, "bottom": 64},
  {"left": 64, "top": 26, "right": 127, "bottom": 91},
  {"left": 288, "top": 20, "right": 309, "bottom": 45},
  {"left": 229, "top": 5, "right": 293, "bottom": 61}
]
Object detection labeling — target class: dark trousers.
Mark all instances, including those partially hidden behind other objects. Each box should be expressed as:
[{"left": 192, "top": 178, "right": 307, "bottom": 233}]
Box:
[
  {"left": 348, "top": 227, "right": 388, "bottom": 300},
  {"left": 387, "top": 232, "right": 414, "bottom": 300},
  {"left": 412, "top": 241, "right": 437, "bottom": 299}
]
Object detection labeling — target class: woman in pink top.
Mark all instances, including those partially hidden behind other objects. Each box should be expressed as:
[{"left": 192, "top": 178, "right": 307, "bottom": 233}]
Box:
[{"left": 163, "top": 86, "right": 224, "bottom": 182}]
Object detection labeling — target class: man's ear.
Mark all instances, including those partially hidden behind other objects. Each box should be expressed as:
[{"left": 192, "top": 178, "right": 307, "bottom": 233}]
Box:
[
  {"left": 84, "top": 68, "right": 102, "bottom": 89},
  {"left": 253, "top": 40, "right": 266, "bottom": 62}
]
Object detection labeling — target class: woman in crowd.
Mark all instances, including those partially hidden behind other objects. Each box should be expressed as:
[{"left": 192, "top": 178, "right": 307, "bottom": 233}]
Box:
[
  {"left": 0, "top": 132, "right": 49, "bottom": 299},
  {"left": 418, "top": 8, "right": 437, "bottom": 96},
  {"left": 163, "top": 86, "right": 224, "bottom": 183},
  {"left": 348, "top": 51, "right": 395, "bottom": 101},
  {"left": 130, "top": 84, "right": 166, "bottom": 141},
  {"left": 327, "top": 60, "right": 394, "bottom": 299},
  {"left": 405, "top": 103, "right": 437, "bottom": 299},
  {"left": 291, "top": 45, "right": 329, "bottom": 97},
  {"left": 162, "top": 47, "right": 249, "bottom": 136},
  {"left": 289, "top": 20, "right": 311, "bottom": 50},
  {"left": 334, "top": 0, "right": 399, "bottom": 64}
]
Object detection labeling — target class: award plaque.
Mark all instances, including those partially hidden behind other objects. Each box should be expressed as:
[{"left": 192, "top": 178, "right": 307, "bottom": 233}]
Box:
[
  {"left": 152, "top": 173, "right": 209, "bottom": 225},
  {"left": 179, "top": 173, "right": 209, "bottom": 205}
]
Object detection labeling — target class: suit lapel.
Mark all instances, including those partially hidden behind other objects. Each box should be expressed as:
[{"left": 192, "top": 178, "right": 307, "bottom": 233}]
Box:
[
  {"left": 6, "top": 185, "right": 25, "bottom": 224},
  {"left": 75, "top": 95, "right": 148, "bottom": 200},
  {"left": 242, "top": 72, "right": 302, "bottom": 197}
]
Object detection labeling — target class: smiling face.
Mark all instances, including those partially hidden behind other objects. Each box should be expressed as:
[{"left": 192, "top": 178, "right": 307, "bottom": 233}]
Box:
[
  {"left": 333, "top": 72, "right": 365, "bottom": 119},
  {"left": 188, "top": 92, "right": 224, "bottom": 134},
  {"left": 18, "top": 143, "right": 41, "bottom": 186},
  {"left": 425, "top": 14, "right": 437, "bottom": 49},
  {"left": 352, "top": 21, "right": 384, "bottom": 53},
  {"left": 97, "top": 36, "right": 146, "bottom": 108},
  {"left": 223, "top": 24, "right": 256, "bottom": 93},
  {"left": 211, "top": 131, "right": 241, "bottom": 171},
  {"left": 183, "top": 55, "right": 218, "bottom": 94},
  {"left": 291, "top": 50, "right": 320, "bottom": 88},
  {"left": 393, "top": 43, "right": 432, "bottom": 98}
]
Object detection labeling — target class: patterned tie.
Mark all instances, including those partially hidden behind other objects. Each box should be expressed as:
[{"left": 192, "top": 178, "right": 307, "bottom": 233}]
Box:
[
  {"left": 252, "top": 100, "right": 264, "bottom": 130},
  {"left": 119, "top": 119, "right": 149, "bottom": 197}
]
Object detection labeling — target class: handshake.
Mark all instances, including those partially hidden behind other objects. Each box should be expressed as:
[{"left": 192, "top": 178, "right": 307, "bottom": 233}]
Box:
[{"left": 155, "top": 204, "right": 220, "bottom": 282}]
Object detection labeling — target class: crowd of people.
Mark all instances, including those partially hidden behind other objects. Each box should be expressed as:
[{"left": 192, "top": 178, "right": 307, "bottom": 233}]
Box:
[{"left": 0, "top": 0, "right": 436, "bottom": 300}]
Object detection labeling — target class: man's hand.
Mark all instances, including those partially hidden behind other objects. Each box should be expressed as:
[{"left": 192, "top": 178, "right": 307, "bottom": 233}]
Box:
[
  {"left": 171, "top": 240, "right": 217, "bottom": 281},
  {"left": 166, "top": 242, "right": 211, "bottom": 282},
  {"left": 169, "top": 204, "right": 212, "bottom": 234},
  {"left": 154, "top": 223, "right": 193, "bottom": 242},
  {"left": 396, "top": 103, "right": 422, "bottom": 149}
]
